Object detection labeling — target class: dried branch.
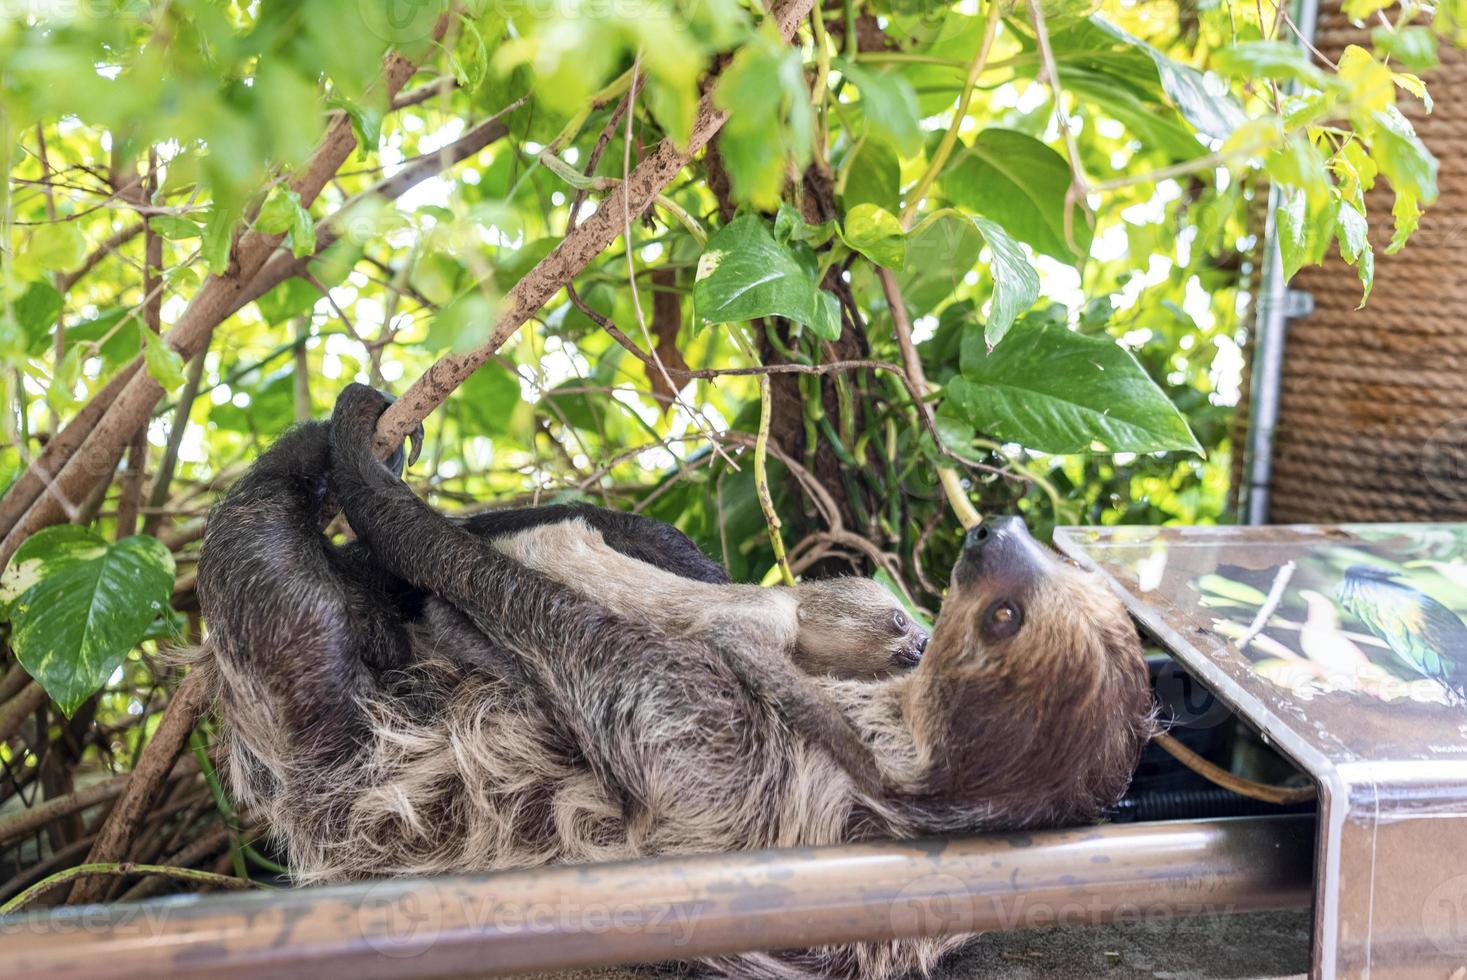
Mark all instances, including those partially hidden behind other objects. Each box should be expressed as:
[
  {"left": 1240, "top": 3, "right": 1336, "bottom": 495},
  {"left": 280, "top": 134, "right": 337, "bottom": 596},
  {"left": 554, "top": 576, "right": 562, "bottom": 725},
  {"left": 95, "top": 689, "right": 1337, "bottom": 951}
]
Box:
[{"left": 68, "top": 671, "right": 211, "bottom": 903}]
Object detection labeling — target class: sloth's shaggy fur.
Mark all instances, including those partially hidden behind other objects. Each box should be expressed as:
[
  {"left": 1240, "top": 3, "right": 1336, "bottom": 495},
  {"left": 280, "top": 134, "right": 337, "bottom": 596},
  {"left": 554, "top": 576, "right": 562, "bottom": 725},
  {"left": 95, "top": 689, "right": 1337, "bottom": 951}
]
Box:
[{"left": 193, "top": 384, "right": 1155, "bottom": 980}]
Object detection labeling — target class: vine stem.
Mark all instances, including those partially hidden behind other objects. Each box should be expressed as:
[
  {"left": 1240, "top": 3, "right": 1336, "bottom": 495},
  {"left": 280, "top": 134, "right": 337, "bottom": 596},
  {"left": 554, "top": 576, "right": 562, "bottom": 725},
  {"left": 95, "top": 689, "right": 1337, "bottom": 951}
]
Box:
[
  {"left": 877, "top": 268, "right": 981, "bottom": 529},
  {"left": 755, "top": 376, "right": 796, "bottom": 587},
  {"left": 898, "top": 0, "right": 1002, "bottom": 230},
  {"left": 0, "top": 862, "right": 255, "bottom": 914}
]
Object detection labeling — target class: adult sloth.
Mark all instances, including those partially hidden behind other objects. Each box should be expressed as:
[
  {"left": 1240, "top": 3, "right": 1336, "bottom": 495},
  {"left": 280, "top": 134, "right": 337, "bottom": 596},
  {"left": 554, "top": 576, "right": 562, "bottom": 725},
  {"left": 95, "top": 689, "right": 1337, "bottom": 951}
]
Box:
[{"left": 193, "top": 384, "right": 1153, "bottom": 980}]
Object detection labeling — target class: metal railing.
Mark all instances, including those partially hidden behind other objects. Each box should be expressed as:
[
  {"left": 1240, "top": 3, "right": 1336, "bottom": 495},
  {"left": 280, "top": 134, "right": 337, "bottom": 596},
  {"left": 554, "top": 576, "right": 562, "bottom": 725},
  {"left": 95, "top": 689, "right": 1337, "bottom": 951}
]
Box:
[{"left": 4, "top": 815, "right": 1313, "bottom": 979}]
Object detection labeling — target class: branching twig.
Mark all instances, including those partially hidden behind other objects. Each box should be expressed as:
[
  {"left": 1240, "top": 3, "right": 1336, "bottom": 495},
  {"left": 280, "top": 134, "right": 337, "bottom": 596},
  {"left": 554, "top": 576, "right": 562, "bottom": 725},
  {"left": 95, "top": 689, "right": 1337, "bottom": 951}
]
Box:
[{"left": 373, "top": 0, "right": 820, "bottom": 455}]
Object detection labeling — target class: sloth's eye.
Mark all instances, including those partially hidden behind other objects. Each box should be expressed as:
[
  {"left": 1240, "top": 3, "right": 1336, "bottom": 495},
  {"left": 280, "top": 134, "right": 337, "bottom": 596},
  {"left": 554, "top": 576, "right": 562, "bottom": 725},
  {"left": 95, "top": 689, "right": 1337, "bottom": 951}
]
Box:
[
  {"left": 889, "top": 610, "right": 908, "bottom": 634},
  {"left": 983, "top": 600, "right": 1023, "bottom": 640}
]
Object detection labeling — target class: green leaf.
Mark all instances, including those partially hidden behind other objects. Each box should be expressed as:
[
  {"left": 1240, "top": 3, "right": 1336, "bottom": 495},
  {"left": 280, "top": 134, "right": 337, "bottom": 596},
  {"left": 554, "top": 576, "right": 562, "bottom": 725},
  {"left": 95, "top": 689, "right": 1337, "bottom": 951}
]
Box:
[
  {"left": 943, "top": 129, "right": 1090, "bottom": 261},
  {"left": 897, "top": 212, "right": 983, "bottom": 318},
  {"left": 1090, "top": 17, "right": 1244, "bottom": 141},
  {"left": 971, "top": 216, "right": 1040, "bottom": 349},
  {"left": 426, "top": 290, "right": 497, "bottom": 354},
  {"left": 26, "top": 223, "right": 87, "bottom": 271},
  {"left": 210, "top": 370, "right": 296, "bottom": 433},
  {"left": 840, "top": 204, "right": 905, "bottom": 268},
  {"left": 46, "top": 345, "right": 83, "bottom": 415},
  {"left": 1334, "top": 199, "right": 1374, "bottom": 306},
  {"left": 288, "top": 202, "right": 317, "bottom": 259},
  {"left": 694, "top": 216, "right": 841, "bottom": 340},
  {"left": 1060, "top": 67, "right": 1203, "bottom": 161},
  {"left": 255, "top": 277, "right": 320, "bottom": 324},
  {"left": 255, "top": 189, "right": 300, "bottom": 235},
  {"left": 448, "top": 15, "right": 489, "bottom": 93},
  {"left": 1370, "top": 105, "right": 1439, "bottom": 204},
  {"left": 458, "top": 362, "right": 523, "bottom": 436},
  {"left": 947, "top": 315, "right": 1201, "bottom": 455},
  {"left": 412, "top": 252, "right": 468, "bottom": 306},
  {"left": 201, "top": 208, "right": 236, "bottom": 275},
  {"left": 774, "top": 204, "right": 836, "bottom": 248},
  {"left": 16, "top": 280, "right": 61, "bottom": 351},
  {"left": 1265, "top": 135, "right": 1331, "bottom": 209},
  {"left": 1213, "top": 41, "right": 1330, "bottom": 88},
  {"left": 834, "top": 59, "right": 921, "bottom": 156},
  {"left": 1387, "top": 190, "right": 1421, "bottom": 254},
  {"left": 147, "top": 214, "right": 202, "bottom": 241},
  {"left": 1372, "top": 25, "right": 1438, "bottom": 72},
  {"left": 142, "top": 329, "right": 187, "bottom": 391},
  {"left": 840, "top": 139, "right": 901, "bottom": 215},
  {"left": 1277, "top": 191, "right": 1307, "bottom": 281},
  {"left": 0, "top": 526, "right": 175, "bottom": 716},
  {"left": 713, "top": 39, "right": 811, "bottom": 208},
  {"left": 330, "top": 96, "right": 385, "bottom": 160},
  {"left": 256, "top": 188, "right": 316, "bottom": 258}
]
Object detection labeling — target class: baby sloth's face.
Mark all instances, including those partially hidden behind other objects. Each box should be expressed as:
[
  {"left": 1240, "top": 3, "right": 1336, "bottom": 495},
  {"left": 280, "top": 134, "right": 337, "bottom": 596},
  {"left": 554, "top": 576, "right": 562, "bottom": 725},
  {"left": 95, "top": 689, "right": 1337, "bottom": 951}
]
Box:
[{"left": 792, "top": 578, "right": 930, "bottom": 678}]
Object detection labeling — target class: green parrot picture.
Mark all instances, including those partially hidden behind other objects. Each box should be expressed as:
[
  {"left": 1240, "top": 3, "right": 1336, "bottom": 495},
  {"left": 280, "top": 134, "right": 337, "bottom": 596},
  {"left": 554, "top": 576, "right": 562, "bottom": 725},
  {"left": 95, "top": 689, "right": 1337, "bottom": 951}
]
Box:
[{"left": 1336, "top": 564, "right": 1467, "bottom": 700}]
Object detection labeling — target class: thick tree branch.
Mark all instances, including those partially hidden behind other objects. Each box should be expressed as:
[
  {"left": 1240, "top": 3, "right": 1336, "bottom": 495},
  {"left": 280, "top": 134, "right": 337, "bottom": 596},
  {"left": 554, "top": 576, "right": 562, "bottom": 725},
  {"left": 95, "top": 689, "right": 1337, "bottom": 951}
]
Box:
[{"left": 371, "top": 0, "right": 819, "bottom": 454}]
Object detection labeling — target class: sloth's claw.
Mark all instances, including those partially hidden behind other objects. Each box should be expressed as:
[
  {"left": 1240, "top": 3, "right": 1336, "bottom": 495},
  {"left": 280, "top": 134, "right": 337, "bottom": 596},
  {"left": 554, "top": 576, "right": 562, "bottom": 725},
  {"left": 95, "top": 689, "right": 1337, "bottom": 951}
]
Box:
[{"left": 406, "top": 422, "right": 425, "bottom": 468}]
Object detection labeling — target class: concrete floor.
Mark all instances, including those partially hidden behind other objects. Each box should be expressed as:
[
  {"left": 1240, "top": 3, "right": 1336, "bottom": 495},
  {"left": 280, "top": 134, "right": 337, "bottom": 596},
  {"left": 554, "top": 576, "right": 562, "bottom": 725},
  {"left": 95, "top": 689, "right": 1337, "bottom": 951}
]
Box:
[{"left": 526, "top": 909, "right": 1312, "bottom": 979}]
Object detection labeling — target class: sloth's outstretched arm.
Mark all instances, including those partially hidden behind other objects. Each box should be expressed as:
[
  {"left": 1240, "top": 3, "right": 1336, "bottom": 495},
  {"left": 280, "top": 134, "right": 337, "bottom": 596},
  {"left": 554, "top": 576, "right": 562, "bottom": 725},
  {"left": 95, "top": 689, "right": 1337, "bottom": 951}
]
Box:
[{"left": 197, "top": 421, "right": 412, "bottom": 763}]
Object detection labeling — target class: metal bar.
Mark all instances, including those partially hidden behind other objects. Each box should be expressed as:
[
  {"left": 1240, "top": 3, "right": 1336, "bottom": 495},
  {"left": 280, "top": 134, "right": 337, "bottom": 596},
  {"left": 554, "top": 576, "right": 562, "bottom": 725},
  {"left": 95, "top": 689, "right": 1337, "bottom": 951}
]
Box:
[
  {"left": 1242, "top": 0, "right": 1321, "bottom": 525},
  {"left": 3, "top": 816, "right": 1313, "bottom": 979}
]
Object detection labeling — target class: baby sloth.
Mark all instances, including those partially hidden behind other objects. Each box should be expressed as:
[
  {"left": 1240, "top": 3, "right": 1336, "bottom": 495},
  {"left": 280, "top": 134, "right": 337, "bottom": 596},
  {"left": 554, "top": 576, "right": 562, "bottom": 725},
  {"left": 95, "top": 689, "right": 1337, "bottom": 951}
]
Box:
[{"left": 484, "top": 519, "right": 929, "bottom": 679}]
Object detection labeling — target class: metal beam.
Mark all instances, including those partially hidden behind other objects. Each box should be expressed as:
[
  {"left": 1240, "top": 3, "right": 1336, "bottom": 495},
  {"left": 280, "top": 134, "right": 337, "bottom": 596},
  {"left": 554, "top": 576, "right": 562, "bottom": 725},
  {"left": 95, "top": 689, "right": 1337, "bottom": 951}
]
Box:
[{"left": 3, "top": 815, "right": 1313, "bottom": 979}]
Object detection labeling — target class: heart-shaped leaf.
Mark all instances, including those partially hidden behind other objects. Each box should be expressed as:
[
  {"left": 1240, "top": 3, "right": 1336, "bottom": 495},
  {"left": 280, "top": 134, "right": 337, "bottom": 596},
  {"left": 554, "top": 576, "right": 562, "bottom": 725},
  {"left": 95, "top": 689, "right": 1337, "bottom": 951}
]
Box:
[
  {"left": 1, "top": 526, "right": 175, "bottom": 716},
  {"left": 841, "top": 204, "right": 905, "bottom": 268},
  {"left": 947, "top": 315, "right": 1201, "bottom": 455},
  {"left": 944, "top": 129, "right": 1091, "bottom": 261},
  {"left": 694, "top": 215, "right": 841, "bottom": 340},
  {"left": 971, "top": 216, "right": 1040, "bottom": 349}
]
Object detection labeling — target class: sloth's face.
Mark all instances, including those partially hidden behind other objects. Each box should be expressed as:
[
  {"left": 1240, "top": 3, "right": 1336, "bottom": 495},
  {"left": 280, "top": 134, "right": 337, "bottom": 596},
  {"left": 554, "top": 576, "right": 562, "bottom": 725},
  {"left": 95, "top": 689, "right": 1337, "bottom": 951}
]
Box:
[
  {"left": 922, "top": 516, "right": 1137, "bottom": 675},
  {"left": 912, "top": 517, "right": 1152, "bottom": 807}
]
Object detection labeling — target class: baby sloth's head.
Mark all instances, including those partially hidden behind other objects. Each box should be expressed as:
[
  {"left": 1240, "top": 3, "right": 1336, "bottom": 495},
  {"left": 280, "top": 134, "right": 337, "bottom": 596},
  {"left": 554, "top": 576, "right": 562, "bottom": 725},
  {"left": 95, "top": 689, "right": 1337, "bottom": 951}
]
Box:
[
  {"left": 911, "top": 517, "right": 1153, "bottom": 825},
  {"left": 791, "top": 578, "right": 930, "bottom": 678}
]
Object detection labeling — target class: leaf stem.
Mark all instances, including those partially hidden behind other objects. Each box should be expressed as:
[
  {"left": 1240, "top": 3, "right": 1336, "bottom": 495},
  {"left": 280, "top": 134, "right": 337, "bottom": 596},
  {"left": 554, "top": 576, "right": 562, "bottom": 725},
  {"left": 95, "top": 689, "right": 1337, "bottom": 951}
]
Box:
[
  {"left": 756, "top": 375, "right": 797, "bottom": 586},
  {"left": 899, "top": 0, "right": 1002, "bottom": 230}
]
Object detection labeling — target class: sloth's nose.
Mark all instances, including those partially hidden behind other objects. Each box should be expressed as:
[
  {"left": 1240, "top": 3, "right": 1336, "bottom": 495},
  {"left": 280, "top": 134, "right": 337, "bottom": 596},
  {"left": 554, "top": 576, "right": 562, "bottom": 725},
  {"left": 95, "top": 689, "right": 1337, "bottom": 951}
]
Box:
[{"left": 964, "top": 516, "right": 1027, "bottom": 553}]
